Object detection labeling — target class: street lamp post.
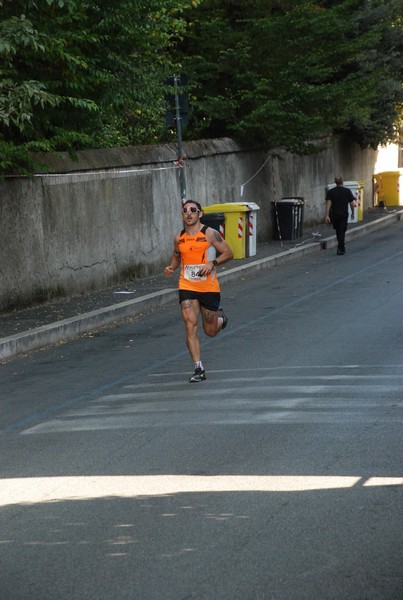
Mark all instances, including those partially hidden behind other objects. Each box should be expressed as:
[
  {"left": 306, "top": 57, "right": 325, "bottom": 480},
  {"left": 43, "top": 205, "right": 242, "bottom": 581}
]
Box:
[
  {"left": 173, "top": 75, "right": 186, "bottom": 203},
  {"left": 165, "top": 74, "right": 188, "bottom": 204}
]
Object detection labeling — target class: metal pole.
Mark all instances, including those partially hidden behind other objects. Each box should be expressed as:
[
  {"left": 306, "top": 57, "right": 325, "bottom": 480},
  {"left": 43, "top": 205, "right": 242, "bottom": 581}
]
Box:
[{"left": 174, "top": 75, "right": 186, "bottom": 203}]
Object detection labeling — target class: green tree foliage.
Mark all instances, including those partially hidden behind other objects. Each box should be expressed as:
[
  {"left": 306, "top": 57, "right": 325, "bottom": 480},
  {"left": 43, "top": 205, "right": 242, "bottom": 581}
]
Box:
[
  {"left": 178, "top": 0, "right": 403, "bottom": 152},
  {"left": 0, "top": 0, "right": 198, "bottom": 174},
  {"left": 0, "top": 0, "right": 401, "bottom": 175},
  {"left": 346, "top": 0, "right": 403, "bottom": 149},
  {"left": 0, "top": 0, "right": 99, "bottom": 172}
]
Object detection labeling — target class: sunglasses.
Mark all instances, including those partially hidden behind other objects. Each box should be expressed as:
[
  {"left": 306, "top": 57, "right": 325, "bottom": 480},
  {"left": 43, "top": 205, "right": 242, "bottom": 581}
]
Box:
[{"left": 182, "top": 206, "right": 200, "bottom": 214}]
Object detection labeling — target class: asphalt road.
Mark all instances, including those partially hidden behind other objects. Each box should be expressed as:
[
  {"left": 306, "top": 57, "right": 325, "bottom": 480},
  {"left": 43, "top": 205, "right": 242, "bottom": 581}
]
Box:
[{"left": 1, "top": 222, "right": 402, "bottom": 600}]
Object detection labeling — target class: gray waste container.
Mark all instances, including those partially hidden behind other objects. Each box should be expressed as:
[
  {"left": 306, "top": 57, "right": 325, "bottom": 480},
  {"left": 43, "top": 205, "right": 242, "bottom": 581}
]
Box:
[
  {"left": 272, "top": 197, "right": 304, "bottom": 240},
  {"left": 200, "top": 212, "right": 225, "bottom": 238}
]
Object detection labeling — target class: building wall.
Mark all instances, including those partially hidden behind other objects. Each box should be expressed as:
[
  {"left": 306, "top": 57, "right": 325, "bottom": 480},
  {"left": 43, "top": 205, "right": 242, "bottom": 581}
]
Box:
[{"left": 0, "top": 136, "right": 377, "bottom": 311}]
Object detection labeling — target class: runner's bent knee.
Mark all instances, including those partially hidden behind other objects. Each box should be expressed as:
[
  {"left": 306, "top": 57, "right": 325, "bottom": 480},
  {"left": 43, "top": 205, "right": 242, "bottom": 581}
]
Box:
[{"left": 201, "top": 307, "right": 218, "bottom": 337}]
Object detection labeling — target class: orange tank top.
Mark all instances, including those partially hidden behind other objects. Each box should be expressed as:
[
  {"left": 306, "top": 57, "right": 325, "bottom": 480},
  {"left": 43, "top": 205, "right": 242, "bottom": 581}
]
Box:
[{"left": 178, "top": 226, "right": 220, "bottom": 292}]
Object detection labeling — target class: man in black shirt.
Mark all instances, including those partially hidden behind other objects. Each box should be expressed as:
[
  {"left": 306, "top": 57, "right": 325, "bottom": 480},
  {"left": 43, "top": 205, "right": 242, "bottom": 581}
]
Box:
[{"left": 325, "top": 176, "right": 355, "bottom": 255}]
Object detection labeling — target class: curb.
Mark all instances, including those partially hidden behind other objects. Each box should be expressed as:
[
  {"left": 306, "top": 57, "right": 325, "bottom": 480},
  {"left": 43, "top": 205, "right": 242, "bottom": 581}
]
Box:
[
  {"left": 220, "top": 210, "right": 401, "bottom": 283},
  {"left": 0, "top": 211, "right": 401, "bottom": 361}
]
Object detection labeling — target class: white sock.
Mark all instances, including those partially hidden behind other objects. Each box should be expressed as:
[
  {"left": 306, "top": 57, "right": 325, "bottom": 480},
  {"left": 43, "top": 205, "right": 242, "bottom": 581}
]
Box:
[{"left": 195, "top": 361, "right": 204, "bottom": 370}]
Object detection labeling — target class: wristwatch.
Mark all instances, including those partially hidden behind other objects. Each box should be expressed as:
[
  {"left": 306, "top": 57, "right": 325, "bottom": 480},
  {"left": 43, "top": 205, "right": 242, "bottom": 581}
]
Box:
[{"left": 212, "top": 259, "right": 218, "bottom": 267}]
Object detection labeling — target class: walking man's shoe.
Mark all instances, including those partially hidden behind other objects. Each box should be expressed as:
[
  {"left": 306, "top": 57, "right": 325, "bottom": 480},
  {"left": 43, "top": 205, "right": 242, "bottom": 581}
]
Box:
[{"left": 189, "top": 367, "right": 206, "bottom": 383}]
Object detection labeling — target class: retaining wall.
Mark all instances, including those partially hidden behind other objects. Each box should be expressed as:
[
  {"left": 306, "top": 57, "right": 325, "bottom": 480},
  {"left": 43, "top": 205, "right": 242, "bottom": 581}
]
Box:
[{"left": 0, "top": 136, "right": 377, "bottom": 311}]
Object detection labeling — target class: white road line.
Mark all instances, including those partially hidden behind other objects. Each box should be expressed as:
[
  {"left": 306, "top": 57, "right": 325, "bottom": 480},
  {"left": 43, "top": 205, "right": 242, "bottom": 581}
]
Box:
[{"left": 19, "top": 366, "right": 402, "bottom": 435}]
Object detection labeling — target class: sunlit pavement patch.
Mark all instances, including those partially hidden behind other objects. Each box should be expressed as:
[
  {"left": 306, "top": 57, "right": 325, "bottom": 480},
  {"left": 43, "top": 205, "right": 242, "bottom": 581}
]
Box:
[{"left": 0, "top": 475, "right": 402, "bottom": 508}]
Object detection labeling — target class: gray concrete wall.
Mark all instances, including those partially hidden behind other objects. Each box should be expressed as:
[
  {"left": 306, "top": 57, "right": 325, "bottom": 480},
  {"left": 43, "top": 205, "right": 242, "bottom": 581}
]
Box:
[{"left": 0, "top": 136, "right": 377, "bottom": 311}]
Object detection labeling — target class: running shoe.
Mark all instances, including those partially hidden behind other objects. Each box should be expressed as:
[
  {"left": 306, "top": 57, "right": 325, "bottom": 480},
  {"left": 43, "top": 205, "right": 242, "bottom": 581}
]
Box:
[
  {"left": 218, "top": 307, "right": 228, "bottom": 330},
  {"left": 189, "top": 367, "right": 206, "bottom": 383}
]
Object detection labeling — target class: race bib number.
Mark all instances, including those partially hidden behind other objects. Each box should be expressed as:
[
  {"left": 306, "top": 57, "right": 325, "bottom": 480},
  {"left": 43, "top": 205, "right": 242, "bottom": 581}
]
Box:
[{"left": 184, "top": 264, "right": 207, "bottom": 281}]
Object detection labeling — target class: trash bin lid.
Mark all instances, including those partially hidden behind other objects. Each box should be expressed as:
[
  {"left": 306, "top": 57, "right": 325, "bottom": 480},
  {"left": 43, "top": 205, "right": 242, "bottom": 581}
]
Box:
[
  {"left": 203, "top": 203, "right": 249, "bottom": 213},
  {"left": 343, "top": 180, "right": 362, "bottom": 188},
  {"left": 374, "top": 171, "right": 401, "bottom": 177},
  {"left": 236, "top": 201, "right": 260, "bottom": 210},
  {"left": 327, "top": 181, "right": 362, "bottom": 190},
  {"left": 274, "top": 197, "right": 304, "bottom": 205}
]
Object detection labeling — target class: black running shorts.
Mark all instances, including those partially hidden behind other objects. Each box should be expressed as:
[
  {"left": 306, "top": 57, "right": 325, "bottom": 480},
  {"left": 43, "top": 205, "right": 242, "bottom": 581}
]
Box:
[{"left": 178, "top": 290, "right": 221, "bottom": 311}]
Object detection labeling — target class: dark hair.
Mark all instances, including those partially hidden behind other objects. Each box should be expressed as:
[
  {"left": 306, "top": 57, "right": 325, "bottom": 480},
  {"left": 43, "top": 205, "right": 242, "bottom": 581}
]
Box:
[{"left": 183, "top": 199, "right": 202, "bottom": 211}]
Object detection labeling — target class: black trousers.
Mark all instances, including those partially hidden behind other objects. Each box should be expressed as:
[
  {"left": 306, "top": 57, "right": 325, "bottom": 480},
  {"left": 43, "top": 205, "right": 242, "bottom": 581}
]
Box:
[{"left": 332, "top": 215, "right": 348, "bottom": 252}]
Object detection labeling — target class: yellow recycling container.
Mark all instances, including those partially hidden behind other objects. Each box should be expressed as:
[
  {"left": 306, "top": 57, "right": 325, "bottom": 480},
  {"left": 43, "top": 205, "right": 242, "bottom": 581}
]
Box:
[
  {"left": 202, "top": 203, "right": 249, "bottom": 259},
  {"left": 326, "top": 181, "right": 364, "bottom": 222},
  {"left": 374, "top": 171, "right": 402, "bottom": 206},
  {"left": 344, "top": 180, "right": 364, "bottom": 222}
]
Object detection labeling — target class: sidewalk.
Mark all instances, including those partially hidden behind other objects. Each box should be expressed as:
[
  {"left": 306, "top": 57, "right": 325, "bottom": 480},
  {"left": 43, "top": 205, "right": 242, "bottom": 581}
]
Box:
[{"left": 1, "top": 207, "right": 401, "bottom": 361}]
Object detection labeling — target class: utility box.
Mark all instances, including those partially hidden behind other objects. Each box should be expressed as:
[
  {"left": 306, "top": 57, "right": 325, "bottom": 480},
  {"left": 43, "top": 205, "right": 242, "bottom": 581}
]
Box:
[
  {"left": 326, "top": 181, "right": 364, "bottom": 223},
  {"left": 272, "top": 197, "right": 304, "bottom": 240},
  {"left": 235, "top": 201, "right": 260, "bottom": 257}
]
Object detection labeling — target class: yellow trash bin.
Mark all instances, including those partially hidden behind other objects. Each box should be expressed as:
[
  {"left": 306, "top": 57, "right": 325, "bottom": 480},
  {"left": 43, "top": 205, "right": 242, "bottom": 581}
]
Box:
[
  {"left": 374, "top": 171, "right": 402, "bottom": 206},
  {"left": 326, "top": 181, "right": 364, "bottom": 222},
  {"left": 202, "top": 203, "right": 249, "bottom": 259},
  {"left": 344, "top": 180, "right": 364, "bottom": 222}
]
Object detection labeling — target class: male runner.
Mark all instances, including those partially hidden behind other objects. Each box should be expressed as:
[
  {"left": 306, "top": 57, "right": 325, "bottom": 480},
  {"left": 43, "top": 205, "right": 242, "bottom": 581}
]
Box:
[{"left": 164, "top": 200, "right": 234, "bottom": 382}]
